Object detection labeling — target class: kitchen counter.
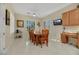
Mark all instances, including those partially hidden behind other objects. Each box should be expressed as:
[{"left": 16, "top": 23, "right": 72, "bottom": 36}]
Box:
[{"left": 61, "top": 32, "right": 79, "bottom": 48}]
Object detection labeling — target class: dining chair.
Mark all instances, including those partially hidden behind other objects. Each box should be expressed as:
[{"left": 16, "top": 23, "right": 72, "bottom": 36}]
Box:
[
  {"left": 31, "top": 30, "right": 36, "bottom": 45},
  {"left": 40, "top": 29, "right": 49, "bottom": 48}
]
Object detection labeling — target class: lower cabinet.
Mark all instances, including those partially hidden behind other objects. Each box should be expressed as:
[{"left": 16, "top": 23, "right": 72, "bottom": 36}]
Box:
[
  {"left": 61, "top": 33, "right": 68, "bottom": 43},
  {"left": 76, "top": 35, "right": 79, "bottom": 48},
  {"left": 61, "top": 32, "right": 79, "bottom": 48}
]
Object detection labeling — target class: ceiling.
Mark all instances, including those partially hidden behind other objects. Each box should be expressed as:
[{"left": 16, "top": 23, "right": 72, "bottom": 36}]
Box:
[{"left": 11, "top": 3, "right": 71, "bottom": 18}]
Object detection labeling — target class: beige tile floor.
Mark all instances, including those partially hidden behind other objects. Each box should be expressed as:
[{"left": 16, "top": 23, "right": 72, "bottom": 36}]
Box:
[{"left": 5, "top": 37, "right": 79, "bottom": 55}]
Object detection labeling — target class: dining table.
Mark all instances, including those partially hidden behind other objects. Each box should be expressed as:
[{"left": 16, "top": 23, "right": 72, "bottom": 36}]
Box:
[{"left": 34, "top": 31, "right": 42, "bottom": 46}]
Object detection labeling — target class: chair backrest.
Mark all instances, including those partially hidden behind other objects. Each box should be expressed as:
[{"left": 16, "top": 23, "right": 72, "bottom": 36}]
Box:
[
  {"left": 42, "top": 29, "right": 49, "bottom": 38},
  {"left": 30, "top": 30, "right": 36, "bottom": 40}
]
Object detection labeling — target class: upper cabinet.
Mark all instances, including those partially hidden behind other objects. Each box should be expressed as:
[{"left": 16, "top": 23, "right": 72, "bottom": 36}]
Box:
[
  {"left": 62, "top": 8, "right": 79, "bottom": 26},
  {"left": 70, "top": 9, "right": 79, "bottom": 25},
  {"left": 62, "top": 11, "right": 70, "bottom": 26}
]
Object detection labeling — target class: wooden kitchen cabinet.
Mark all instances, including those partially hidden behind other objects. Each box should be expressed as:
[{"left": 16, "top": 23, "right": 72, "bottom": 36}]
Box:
[
  {"left": 70, "top": 9, "right": 79, "bottom": 25},
  {"left": 76, "top": 34, "right": 79, "bottom": 48},
  {"left": 61, "top": 32, "right": 79, "bottom": 48},
  {"left": 61, "top": 33, "right": 68, "bottom": 43},
  {"left": 62, "top": 8, "right": 79, "bottom": 26},
  {"left": 62, "top": 12, "right": 70, "bottom": 26}
]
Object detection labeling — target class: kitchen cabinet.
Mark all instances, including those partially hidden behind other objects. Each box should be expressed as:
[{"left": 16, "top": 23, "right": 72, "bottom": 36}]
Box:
[
  {"left": 61, "top": 32, "right": 79, "bottom": 48},
  {"left": 62, "top": 12, "right": 70, "bottom": 26},
  {"left": 62, "top": 8, "right": 79, "bottom": 26},
  {"left": 61, "top": 32, "right": 69, "bottom": 43},
  {"left": 70, "top": 9, "right": 79, "bottom": 25}
]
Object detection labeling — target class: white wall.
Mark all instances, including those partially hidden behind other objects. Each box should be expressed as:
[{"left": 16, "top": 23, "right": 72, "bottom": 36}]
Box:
[
  {"left": 5, "top": 4, "right": 15, "bottom": 51},
  {"left": 0, "top": 4, "right": 6, "bottom": 54},
  {"left": 0, "top": 4, "right": 15, "bottom": 54}
]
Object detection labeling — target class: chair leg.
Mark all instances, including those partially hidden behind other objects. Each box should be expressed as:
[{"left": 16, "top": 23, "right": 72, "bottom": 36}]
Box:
[
  {"left": 40, "top": 41, "right": 42, "bottom": 48},
  {"left": 34, "top": 42, "right": 35, "bottom": 45},
  {"left": 46, "top": 41, "right": 48, "bottom": 47},
  {"left": 46, "top": 43, "right": 48, "bottom": 47},
  {"left": 41, "top": 44, "right": 42, "bottom": 48}
]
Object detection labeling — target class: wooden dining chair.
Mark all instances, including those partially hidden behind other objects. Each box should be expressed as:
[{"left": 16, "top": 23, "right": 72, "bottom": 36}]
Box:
[
  {"left": 40, "top": 29, "right": 49, "bottom": 48},
  {"left": 31, "top": 30, "right": 36, "bottom": 45}
]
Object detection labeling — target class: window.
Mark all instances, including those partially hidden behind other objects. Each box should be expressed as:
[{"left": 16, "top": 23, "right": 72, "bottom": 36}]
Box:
[
  {"left": 44, "top": 20, "right": 51, "bottom": 29},
  {"left": 25, "top": 20, "right": 35, "bottom": 30}
]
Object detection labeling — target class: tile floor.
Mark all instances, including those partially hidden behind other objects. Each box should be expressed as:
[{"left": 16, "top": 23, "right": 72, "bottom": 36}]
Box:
[{"left": 5, "top": 38, "right": 79, "bottom": 55}]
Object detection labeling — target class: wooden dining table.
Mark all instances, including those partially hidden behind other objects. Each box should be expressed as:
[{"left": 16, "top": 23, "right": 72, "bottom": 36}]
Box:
[
  {"left": 29, "top": 29, "right": 49, "bottom": 48},
  {"left": 34, "top": 32, "right": 42, "bottom": 46}
]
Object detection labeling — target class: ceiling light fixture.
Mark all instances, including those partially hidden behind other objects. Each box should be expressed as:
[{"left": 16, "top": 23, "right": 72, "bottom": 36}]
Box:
[{"left": 33, "top": 13, "right": 36, "bottom": 17}]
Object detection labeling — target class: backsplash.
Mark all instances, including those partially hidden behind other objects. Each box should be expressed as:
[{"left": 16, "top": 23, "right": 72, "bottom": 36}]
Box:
[{"left": 64, "top": 26, "right": 79, "bottom": 33}]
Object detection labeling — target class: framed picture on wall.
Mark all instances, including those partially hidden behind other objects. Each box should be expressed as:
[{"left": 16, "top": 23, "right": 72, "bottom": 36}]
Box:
[
  {"left": 5, "top": 9, "right": 10, "bottom": 25},
  {"left": 17, "top": 20, "right": 24, "bottom": 27}
]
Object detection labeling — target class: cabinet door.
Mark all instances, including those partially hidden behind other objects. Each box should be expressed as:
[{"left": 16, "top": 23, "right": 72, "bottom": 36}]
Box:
[
  {"left": 70, "top": 9, "right": 79, "bottom": 25},
  {"left": 61, "top": 33, "right": 68, "bottom": 43},
  {"left": 62, "top": 12, "right": 70, "bottom": 26}
]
